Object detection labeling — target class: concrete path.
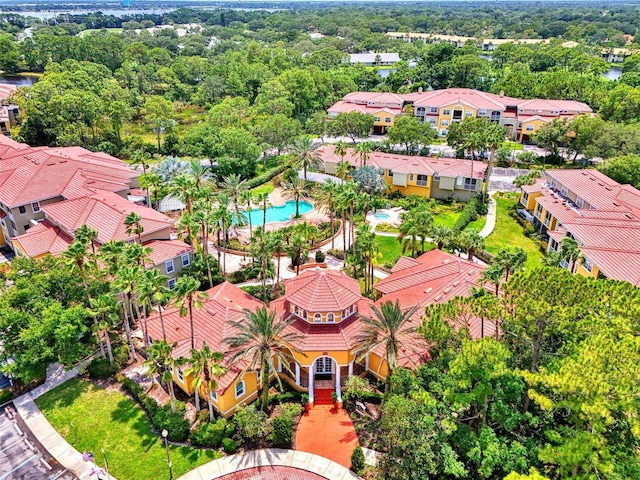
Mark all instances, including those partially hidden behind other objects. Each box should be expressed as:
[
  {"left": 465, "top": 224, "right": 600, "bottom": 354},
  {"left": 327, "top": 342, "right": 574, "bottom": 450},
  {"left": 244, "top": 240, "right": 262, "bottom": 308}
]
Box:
[
  {"left": 479, "top": 192, "right": 497, "bottom": 238},
  {"left": 361, "top": 447, "right": 380, "bottom": 467},
  {"left": 299, "top": 170, "right": 345, "bottom": 185},
  {"left": 175, "top": 448, "right": 360, "bottom": 480},
  {"left": 13, "top": 360, "right": 113, "bottom": 480}
]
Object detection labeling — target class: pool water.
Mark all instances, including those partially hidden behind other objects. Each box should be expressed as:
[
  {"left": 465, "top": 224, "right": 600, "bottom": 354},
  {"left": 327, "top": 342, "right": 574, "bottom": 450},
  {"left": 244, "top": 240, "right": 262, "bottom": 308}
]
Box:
[
  {"left": 374, "top": 212, "right": 390, "bottom": 220},
  {"left": 244, "top": 200, "right": 313, "bottom": 225}
]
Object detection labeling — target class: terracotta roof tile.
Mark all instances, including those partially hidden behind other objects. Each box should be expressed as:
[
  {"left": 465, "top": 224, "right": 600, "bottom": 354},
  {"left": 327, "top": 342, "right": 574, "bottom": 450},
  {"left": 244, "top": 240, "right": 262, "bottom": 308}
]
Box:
[
  {"left": 285, "top": 269, "right": 362, "bottom": 312},
  {"left": 145, "top": 239, "right": 193, "bottom": 266},
  {"left": 11, "top": 220, "right": 73, "bottom": 257}
]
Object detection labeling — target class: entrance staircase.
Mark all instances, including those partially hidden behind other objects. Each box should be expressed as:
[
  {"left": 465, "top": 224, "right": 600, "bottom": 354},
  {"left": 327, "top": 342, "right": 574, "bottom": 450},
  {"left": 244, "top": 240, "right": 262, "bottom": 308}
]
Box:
[{"left": 314, "top": 388, "right": 334, "bottom": 405}]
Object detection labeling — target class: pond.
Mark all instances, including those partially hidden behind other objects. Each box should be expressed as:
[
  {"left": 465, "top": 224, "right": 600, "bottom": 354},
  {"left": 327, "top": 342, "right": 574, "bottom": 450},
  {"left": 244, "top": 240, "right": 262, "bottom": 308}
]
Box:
[{"left": 243, "top": 200, "right": 313, "bottom": 226}]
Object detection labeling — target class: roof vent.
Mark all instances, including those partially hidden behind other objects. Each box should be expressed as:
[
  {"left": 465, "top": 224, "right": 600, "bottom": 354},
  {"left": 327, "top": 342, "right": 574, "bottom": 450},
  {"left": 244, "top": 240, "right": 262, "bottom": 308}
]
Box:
[
  {"left": 443, "top": 259, "right": 450, "bottom": 264},
  {"left": 444, "top": 287, "right": 452, "bottom": 294},
  {"left": 499, "top": 90, "right": 504, "bottom": 97},
  {"left": 424, "top": 287, "right": 432, "bottom": 293},
  {"left": 468, "top": 269, "right": 475, "bottom": 275},
  {"left": 418, "top": 86, "right": 423, "bottom": 93},
  {"left": 434, "top": 294, "right": 443, "bottom": 302},
  {"left": 453, "top": 280, "right": 460, "bottom": 287}
]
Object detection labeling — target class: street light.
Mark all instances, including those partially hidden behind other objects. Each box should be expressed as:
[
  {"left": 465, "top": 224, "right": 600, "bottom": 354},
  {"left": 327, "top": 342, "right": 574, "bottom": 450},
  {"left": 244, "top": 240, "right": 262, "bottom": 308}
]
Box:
[{"left": 161, "top": 429, "right": 173, "bottom": 480}]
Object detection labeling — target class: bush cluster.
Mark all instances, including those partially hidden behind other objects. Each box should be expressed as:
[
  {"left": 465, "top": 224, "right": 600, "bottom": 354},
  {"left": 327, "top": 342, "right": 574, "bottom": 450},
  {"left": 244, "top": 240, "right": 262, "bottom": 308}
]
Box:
[
  {"left": 327, "top": 248, "right": 345, "bottom": 259},
  {"left": 245, "top": 164, "right": 284, "bottom": 190},
  {"left": 269, "top": 403, "right": 303, "bottom": 448},
  {"left": 87, "top": 344, "right": 130, "bottom": 379},
  {"left": 0, "top": 388, "right": 12, "bottom": 404},
  {"left": 351, "top": 446, "right": 366, "bottom": 474},
  {"left": 453, "top": 197, "right": 487, "bottom": 231},
  {"left": 189, "top": 418, "right": 228, "bottom": 448},
  {"left": 314, "top": 250, "right": 325, "bottom": 263},
  {"left": 375, "top": 222, "right": 397, "bottom": 233}
]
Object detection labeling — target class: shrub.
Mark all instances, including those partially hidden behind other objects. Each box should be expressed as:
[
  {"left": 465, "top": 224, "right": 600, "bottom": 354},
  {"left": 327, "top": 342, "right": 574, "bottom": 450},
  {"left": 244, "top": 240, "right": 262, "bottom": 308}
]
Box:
[
  {"left": 222, "top": 437, "right": 239, "bottom": 454},
  {"left": 224, "top": 422, "right": 236, "bottom": 438},
  {"left": 351, "top": 445, "right": 366, "bottom": 474},
  {"left": 269, "top": 403, "right": 302, "bottom": 447},
  {"left": 245, "top": 165, "right": 284, "bottom": 190},
  {"left": 328, "top": 248, "right": 344, "bottom": 260},
  {"left": 153, "top": 405, "right": 190, "bottom": 442},
  {"left": 87, "top": 357, "right": 117, "bottom": 379},
  {"left": 120, "top": 376, "right": 144, "bottom": 397},
  {"left": 343, "top": 375, "right": 371, "bottom": 404},
  {"left": 0, "top": 389, "right": 12, "bottom": 404},
  {"left": 375, "top": 222, "right": 397, "bottom": 233},
  {"left": 315, "top": 250, "right": 325, "bottom": 263},
  {"left": 269, "top": 390, "right": 301, "bottom": 405},
  {"left": 453, "top": 197, "right": 485, "bottom": 231},
  {"left": 189, "top": 418, "right": 227, "bottom": 448},
  {"left": 233, "top": 404, "right": 269, "bottom": 442}
]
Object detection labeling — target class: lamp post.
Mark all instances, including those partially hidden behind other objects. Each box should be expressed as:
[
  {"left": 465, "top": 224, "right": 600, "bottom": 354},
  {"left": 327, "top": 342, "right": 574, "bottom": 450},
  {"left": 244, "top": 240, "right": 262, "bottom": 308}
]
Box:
[{"left": 161, "top": 429, "right": 173, "bottom": 480}]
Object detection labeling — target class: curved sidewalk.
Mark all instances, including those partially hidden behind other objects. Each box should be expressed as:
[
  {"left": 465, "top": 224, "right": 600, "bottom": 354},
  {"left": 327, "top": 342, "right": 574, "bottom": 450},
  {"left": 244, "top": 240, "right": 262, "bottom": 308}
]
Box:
[{"left": 176, "top": 448, "right": 360, "bottom": 480}]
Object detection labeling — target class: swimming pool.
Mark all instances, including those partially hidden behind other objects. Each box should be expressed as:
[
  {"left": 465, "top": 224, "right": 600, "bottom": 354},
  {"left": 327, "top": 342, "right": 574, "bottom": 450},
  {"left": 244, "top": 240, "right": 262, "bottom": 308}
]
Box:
[
  {"left": 243, "top": 200, "right": 313, "bottom": 225},
  {"left": 373, "top": 212, "right": 390, "bottom": 220}
]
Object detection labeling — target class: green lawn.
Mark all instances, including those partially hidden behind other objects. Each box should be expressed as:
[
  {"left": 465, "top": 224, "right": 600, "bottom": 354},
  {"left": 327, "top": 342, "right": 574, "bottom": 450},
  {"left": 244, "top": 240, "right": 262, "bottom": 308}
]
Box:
[
  {"left": 467, "top": 214, "right": 486, "bottom": 231},
  {"left": 375, "top": 234, "right": 435, "bottom": 265},
  {"left": 36, "top": 379, "right": 219, "bottom": 480},
  {"left": 251, "top": 181, "right": 274, "bottom": 196},
  {"left": 433, "top": 208, "right": 461, "bottom": 228},
  {"left": 484, "top": 192, "right": 544, "bottom": 270}
]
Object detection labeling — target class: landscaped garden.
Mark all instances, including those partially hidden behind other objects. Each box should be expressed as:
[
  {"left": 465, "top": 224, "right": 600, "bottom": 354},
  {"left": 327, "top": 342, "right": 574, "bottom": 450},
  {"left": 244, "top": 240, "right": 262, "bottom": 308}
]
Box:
[
  {"left": 35, "top": 379, "right": 220, "bottom": 480},
  {"left": 483, "top": 192, "right": 544, "bottom": 269}
]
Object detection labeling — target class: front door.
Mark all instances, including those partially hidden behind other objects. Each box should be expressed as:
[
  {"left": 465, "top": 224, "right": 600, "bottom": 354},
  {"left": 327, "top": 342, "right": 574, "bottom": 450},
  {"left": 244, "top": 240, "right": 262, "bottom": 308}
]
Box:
[{"left": 314, "top": 357, "right": 334, "bottom": 381}]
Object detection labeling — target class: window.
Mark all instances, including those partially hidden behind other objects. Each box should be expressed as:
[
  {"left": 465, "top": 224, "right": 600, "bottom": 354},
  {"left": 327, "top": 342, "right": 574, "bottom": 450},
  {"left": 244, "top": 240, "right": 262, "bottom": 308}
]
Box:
[
  {"left": 165, "top": 259, "right": 175, "bottom": 273},
  {"left": 210, "top": 391, "right": 218, "bottom": 402},
  {"left": 235, "top": 380, "right": 246, "bottom": 398},
  {"left": 374, "top": 116, "right": 381, "bottom": 122},
  {"left": 443, "top": 109, "right": 450, "bottom": 115},
  {"left": 177, "top": 368, "right": 184, "bottom": 383},
  {"left": 313, "top": 313, "right": 322, "bottom": 323},
  {"left": 409, "top": 173, "right": 414, "bottom": 181},
  {"left": 302, "top": 310, "right": 307, "bottom": 320},
  {"left": 576, "top": 196, "right": 584, "bottom": 208},
  {"left": 560, "top": 186, "right": 568, "bottom": 196},
  {"left": 293, "top": 305, "right": 299, "bottom": 315},
  {"left": 525, "top": 125, "right": 534, "bottom": 132},
  {"left": 440, "top": 129, "right": 448, "bottom": 136},
  {"left": 466, "top": 110, "right": 473, "bottom": 117},
  {"left": 522, "top": 192, "right": 529, "bottom": 205},
  {"left": 387, "top": 169, "right": 393, "bottom": 178},
  {"left": 31, "top": 202, "right": 41, "bottom": 213},
  {"left": 384, "top": 117, "right": 391, "bottom": 123},
  {"left": 490, "top": 111, "right": 501, "bottom": 121},
  {"left": 167, "top": 278, "right": 176, "bottom": 290},
  {"left": 314, "top": 357, "right": 334, "bottom": 374},
  {"left": 478, "top": 109, "right": 487, "bottom": 117},
  {"left": 417, "top": 174, "right": 428, "bottom": 186},
  {"left": 582, "top": 258, "right": 593, "bottom": 273},
  {"left": 416, "top": 107, "right": 425, "bottom": 114},
  {"left": 327, "top": 313, "right": 335, "bottom": 323},
  {"left": 549, "top": 239, "right": 558, "bottom": 252},
  {"left": 430, "top": 107, "right": 438, "bottom": 113},
  {"left": 24, "top": 224, "right": 30, "bottom": 231},
  {"left": 442, "top": 120, "right": 449, "bottom": 127},
  {"left": 463, "top": 178, "right": 478, "bottom": 190},
  {"left": 148, "top": 336, "right": 153, "bottom": 345},
  {"left": 350, "top": 304, "right": 355, "bottom": 314},
  {"left": 18, "top": 205, "right": 26, "bottom": 216},
  {"left": 10, "top": 219, "right": 16, "bottom": 232},
  {"left": 535, "top": 204, "right": 543, "bottom": 219},
  {"left": 543, "top": 211, "right": 551, "bottom": 227},
  {"left": 256, "top": 369, "right": 261, "bottom": 383},
  {"left": 181, "top": 254, "right": 190, "bottom": 267}
]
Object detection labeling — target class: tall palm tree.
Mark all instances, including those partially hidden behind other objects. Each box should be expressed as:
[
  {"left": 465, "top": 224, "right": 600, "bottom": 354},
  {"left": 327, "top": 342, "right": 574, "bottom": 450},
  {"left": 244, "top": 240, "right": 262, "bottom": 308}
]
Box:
[
  {"left": 336, "top": 160, "right": 351, "bottom": 181},
  {"left": 89, "top": 294, "right": 118, "bottom": 365},
  {"left": 144, "top": 340, "right": 179, "bottom": 413},
  {"left": 431, "top": 225, "right": 454, "bottom": 250},
  {"left": 334, "top": 140, "right": 348, "bottom": 164},
  {"left": 494, "top": 247, "right": 527, "bottom": 282},
  {"left": 289, "top": 135, "right": 321, "bottom": 180},
  {"left": 267, "top": 229, "right": 285, "bottom": 293},
  {"left": 354, "top": 141, "right": 373, "bottom": 167},
  {"left": 124, "top": 212, "right": 144, "bottom": 244},
  {"left": 187, "top": 158, "right": 212, "bottom": 189},
  {"left": 142, "top": 268, "right": 171, "bottom": 340},
  {"left": 239, "top": 190, "right": 255, "bottom": 231},
  {"left": 457, "top": 229, "right": 485, "bottom": 262},
  {"left": 63, "top": 240, "right": 93, "bottom": 297},
  {"left": 560, "top": 237, "right": 582, "bottom": 273},
  {"left": 315, "top": 179, "right": 340, "bottom": 248},
  {"left": 124, "top": 241, "right": 151, "bottom": 268},
  {"left": 114, "top": 265, "right": 145, "bottom": 362},
  {"left": 184, "top": 344, "right": 226, "bottom": 420},
  {"left": 173, "top": 276, "right": 208, "bottom": 350},
  {"left": 254, "top": 191, "right": 271, "bottom": 231},
  {"left": 481, "top": 263, "right": 504, "bottom": 296},
  {"left": 171, "top": 173, "right": 198, "bottom": 214},
  {"left": 249, "top": 227, "right": 275, "bottom": 303},
  {"left": 76, "top": 224, "right": 98, "bottom": 255},
  {"left": 352, "top": 300, "right": 419, "bottom": 393},
  {"left": 220, "top": 174, "right": 248, "bottom": 213},
  {"left": 282, "top": 176, "right": 308, "bottom": 218},
  {"left": 99, "top": 240, "right": 126, "bottom": 277},
  {"left": 140, "top": 170, "right": 162, "bottom": 209},
  {"left": 225, "top": 307, "right": 305, "bottom": 412}
]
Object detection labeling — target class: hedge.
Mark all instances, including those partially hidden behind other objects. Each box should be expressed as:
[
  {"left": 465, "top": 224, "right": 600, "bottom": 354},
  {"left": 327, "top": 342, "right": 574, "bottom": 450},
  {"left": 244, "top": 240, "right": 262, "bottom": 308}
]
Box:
[
  {"left": 246, "top": 165, "right": 285, "bottom": 189},
  {"left": 453, "top": 197, "right": 487, "bottom": 231}
]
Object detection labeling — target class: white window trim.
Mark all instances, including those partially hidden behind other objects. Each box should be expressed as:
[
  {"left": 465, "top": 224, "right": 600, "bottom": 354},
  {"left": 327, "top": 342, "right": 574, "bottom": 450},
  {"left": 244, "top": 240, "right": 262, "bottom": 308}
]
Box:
[
  {"left": 525, "top": 125, "right": 534, "bottom": 132},
  {"left": 235, "top": 380, "right": 246, "bottom": 398},
  {"left": 165, "top": 259, "right": 175, "bottom": 273},
  {"left": 313, "top": 313, "right": 322, "bottom": 323},
  {"left": 210, "top": 391, "right": 218, "bottom": 401},
  {"left": 576, "top": 197, "right": 584, "bottom": 208},
  {"left": 374, "top": 116, "right": 381, "bottom": 122},
  {"left": 327, "top": 313, "right": 335, "bottom": 323},
  {"left": 177, "top": 368, "right": 184, "bottom": 383},
  {"left": 181, "top": 253, "right": 190, "bottom": 267},
  {"left": 31, "top": 202, "right": 41, "bottom": 213},
  {"left": 167, "top": 278, "right": 176, "bottom": 290}
]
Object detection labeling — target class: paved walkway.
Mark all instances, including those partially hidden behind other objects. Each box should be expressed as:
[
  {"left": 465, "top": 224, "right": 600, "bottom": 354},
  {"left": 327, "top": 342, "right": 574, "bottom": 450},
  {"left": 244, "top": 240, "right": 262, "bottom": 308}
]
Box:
[
  {"left": 479, "top": 191, "right": 497, "bottom": 238},
  {"left": 294, "top": 406, "right": 359, "bottom": 469},
  {"left": 13, "top": 360, "right": 113, "bottom": 480},
  {"left": 176, "top": 449, "right": 359, "bottom": 480}
]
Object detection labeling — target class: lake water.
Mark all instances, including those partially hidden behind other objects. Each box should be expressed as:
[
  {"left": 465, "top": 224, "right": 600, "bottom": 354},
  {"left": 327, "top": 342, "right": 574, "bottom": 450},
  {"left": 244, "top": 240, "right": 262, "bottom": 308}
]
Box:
[
  {"left": 0, "top": 75, "right": 38, "bottom": 86},
  {"left": 244, "top": 200, "right": 313, "bottom": 225}
]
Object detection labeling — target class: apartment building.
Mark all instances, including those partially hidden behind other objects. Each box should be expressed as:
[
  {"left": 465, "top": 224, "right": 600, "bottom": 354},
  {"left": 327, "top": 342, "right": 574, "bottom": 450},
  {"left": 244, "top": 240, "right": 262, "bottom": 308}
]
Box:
[
  {"left": 315, "top": 145, "right": 486, "bottom": 200},
  {"left": 519, "top": 169, "right": 640, "bottom": 286},
  {"left": 328, "top": 88, "right": 592, "bottom": 140}
]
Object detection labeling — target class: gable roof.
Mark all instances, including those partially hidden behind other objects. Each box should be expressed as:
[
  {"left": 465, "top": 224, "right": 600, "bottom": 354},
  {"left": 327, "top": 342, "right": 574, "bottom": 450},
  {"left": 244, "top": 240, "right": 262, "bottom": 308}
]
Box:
[
  {"left": 11, "top": 220, "right": 73, "bottom": 257},
  {"left": 0, "top": 145, "right": 137, "bottom": 207},
  {"left": 41, "top": 190, "right": 174, "bottom": 243},
  {"left": 145, "top": 239, "right": 192, "bottom": 266}
]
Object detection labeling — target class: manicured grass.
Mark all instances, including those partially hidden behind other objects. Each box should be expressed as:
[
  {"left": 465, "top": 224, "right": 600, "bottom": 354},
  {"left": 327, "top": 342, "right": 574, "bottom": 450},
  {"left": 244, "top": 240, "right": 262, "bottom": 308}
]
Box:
[
  {"left": 251, "top": 181, "right": 274, "bottom": 196},
  {"left": 375, "top": 234, "right": 435, "bottom": 264},
  {"left": 467, "top": 215, "right": 486, "bottom": 231},
  {"left": 36, "top": 379, "right": 219, "bottom": 480},
  {"left": 501, "top": 141, "right": 523, "bottom": 151},
  {"left": 483, "top": 192, "right": 544, "bottom": 270},
  {"left": 433, "top": 208, "right": 461, "bottom": 228}
]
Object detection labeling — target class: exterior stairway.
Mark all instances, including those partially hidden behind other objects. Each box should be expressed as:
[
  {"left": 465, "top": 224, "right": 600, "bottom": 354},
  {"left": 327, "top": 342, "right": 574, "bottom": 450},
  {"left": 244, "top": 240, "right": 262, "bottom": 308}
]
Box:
[{"left": 314, "top": 388, "right": 334, "bottom": 405}]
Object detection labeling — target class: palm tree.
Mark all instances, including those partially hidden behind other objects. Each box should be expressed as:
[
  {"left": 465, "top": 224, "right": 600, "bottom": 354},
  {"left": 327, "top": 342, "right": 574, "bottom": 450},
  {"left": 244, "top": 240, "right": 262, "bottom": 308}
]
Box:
[
  {"left": 254, "top": 191, "right": 271, "bottom": 231},
  {"left": 171, "top": 173, "right": 198, "bottom": 214},
  {"left": 481, "top": 263, "right": 504, "bottom": 296},
  {"left": 220, "top": 174, "right": 248, "bottom": 213},
  {"left": 239, "top": 190, "right": 255, "bottom": 231},
  {"left": 542, "top": 250, "right": 564, "bottom": 267},
  {"left": 315, "top": 179, "right": 339, "bottom": 248},
  {"left": 494, "top": 247, "right": 527, "bottom": 282},
  {"left": 187, "top": 158, "right": 212, "bottom": 189},
  {"left": 114, "top": 265, "right": 145, "bottom": 362},
  {"left": 144, "top": 340, "right": 179, "bottom": 414},
  {"left": 352, "top": 300, "right": 419, "bottom": 393},
  {"left": 142, "top": 268, "right": 171, "bottom": 340},
  {"left": 560, "top": 237, "right": 582, "bottom": 273},
  {"left": 336, "top": 160, "right": 351, "bottom": 181},
  {"left": 334, "top": 140, "right": 348, "bottom": 164},
  {"left": 124, "top": 212, "right": 144, "bottom": 244},
  {"left": 140, "top": 170, "right": 162, "bottom": 209},
  {"left": 174, "top": 276, "right": 208, "bottom": 350},
  {"left": 282, "top": 176, "right": 308, "bottom": 218},
  {"left": 76, "top": 224, "right": 98, "bottom": 255},
  {"left": 89, "top": 294, "right": 118, "bottom": 364},
  {"left": 249, "top": 228, "right": 275, "bottom": 303},
  {"left": 63, "top": 240, "right": 93, "bottom": 297},
  {"left": 431, "top": 225, "right": 454, "bottom": 250},
  {"left": 124, "top": 241, "right": 151, "bottom": 268},
  {"left": 289, "top": 135, "right": 321, "bottom": 180},
  {"left": 99, "top": 240, "right": 126, "bottom": 277},
  {"left": 457, "top": 229, "right": 485, "bottom": 262},
  {"left": 225, "top": 307, "right": 305, "bottom": 412},
  {"left": 354, "top": 141, "right": 373, "bottom": 167},
  {"left": 184, "top": 344, "right": 226, "bottom": 420},
  {"left": 267, "top": 229, "right": 285, "bottom": 293}
]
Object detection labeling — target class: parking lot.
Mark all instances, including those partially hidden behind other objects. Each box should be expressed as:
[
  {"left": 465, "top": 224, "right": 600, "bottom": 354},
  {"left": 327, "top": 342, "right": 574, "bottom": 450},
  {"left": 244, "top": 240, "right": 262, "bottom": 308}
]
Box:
[
  {"left": 0, "top": 402, "right": 76, "bottom": 480},
  {"left": 490, "top": 167, "right": 530, "bottom": 191}
]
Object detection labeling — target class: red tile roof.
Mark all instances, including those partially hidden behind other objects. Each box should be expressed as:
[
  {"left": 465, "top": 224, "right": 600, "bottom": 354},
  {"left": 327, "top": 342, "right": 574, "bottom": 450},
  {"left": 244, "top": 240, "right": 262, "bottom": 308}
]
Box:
[
  {"left": 0, "top": 83, "right": 17, "bottom": 102},
  {"left": 0, "top": 145, "right": 137, "bottom": 207},
  {"left": 579, "top": 248, "right": 640, "bottom": 286},
  {"left": 145, "top": 239, "right": 192, "bottom": 266},
  {"left": 145, "top": 281, "right": 264, "bottom": 395},
  {"left": 11, "top": 220, "right": 73, "bottom": 257},
  {"left": 315, "top": 145, "right": 487, "bottom": 179},
  {"left": 0, "top": 136, "right": 30, "bottom": 159},
  {"left": 404, "top": 88, "right": 512, "bottom": 110},
  {"left": 41, "top": 190, "right": 174, "bottom": 243},
  {"left": 285, "top": 269, "right": 363, "bottom": 312}
]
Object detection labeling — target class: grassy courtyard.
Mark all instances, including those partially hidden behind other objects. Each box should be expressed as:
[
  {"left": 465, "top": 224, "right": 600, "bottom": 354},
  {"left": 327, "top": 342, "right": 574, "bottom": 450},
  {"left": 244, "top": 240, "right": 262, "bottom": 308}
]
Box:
[
  {"left": 484, "top": 192, "right": 544, "bottom": 270},
  {"left": 375, "top": 234, "right": 435, "bottom": 265},
  {"left": 36, "top": 379, "right": 219, "bottom": 480}
]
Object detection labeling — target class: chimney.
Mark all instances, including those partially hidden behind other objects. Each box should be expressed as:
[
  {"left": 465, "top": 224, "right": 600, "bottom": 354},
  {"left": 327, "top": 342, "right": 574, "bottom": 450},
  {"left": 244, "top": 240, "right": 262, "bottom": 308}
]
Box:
[
  {"left": 499, "top": 90, "right": 504, "bottom": 97},
  {"left": 418, "top": 87, "right": 423, "bottom": 94}
]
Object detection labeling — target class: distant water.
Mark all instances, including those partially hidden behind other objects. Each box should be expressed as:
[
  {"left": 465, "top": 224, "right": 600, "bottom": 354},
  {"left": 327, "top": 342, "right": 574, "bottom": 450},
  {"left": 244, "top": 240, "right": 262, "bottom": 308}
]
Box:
[
  {"left": 603, "top": 67, "right": 622, "bottom": 81},
  {"left": 0, "top": 9, "right": 177, "bottom": 19},
  {"left": 0, "top": 75, "right": 38, "bottom": 86}
]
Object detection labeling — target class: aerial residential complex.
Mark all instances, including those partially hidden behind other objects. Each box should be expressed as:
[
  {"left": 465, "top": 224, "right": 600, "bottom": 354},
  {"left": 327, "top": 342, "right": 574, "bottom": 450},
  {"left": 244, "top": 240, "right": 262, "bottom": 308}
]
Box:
[
  {"left": 0, "top": 135, "right": 192, "bottom": 286},
  {"left": 328, "top": 88, "right": 592, "bottom": 139},
  {"left": 315, "top": 145, "right": 487, "bottom": 200},
  {"left": 148, "top": 250, "right": 489, "bottom": 418},
  {"left": 519, "top": 169, "right": 640, "bottom": 286}
]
